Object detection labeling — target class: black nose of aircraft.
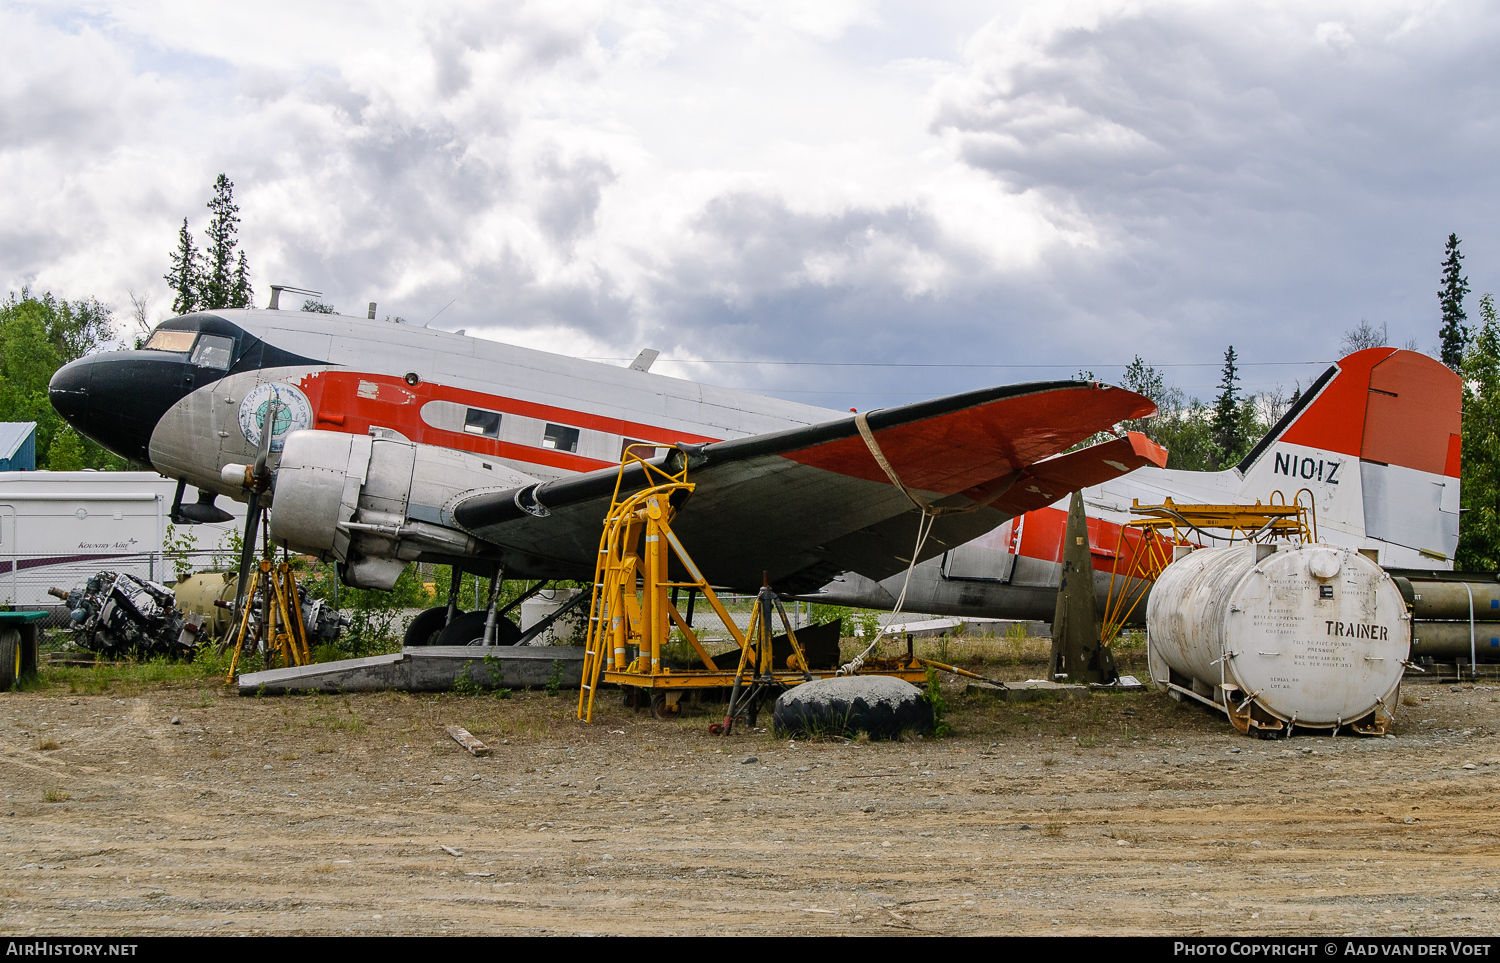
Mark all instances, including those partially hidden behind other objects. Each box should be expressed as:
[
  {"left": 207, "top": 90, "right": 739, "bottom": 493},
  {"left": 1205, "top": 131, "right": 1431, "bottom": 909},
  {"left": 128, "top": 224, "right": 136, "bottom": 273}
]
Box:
[{"left": 49, "top": 351, "right": 197, "bottom": 467}]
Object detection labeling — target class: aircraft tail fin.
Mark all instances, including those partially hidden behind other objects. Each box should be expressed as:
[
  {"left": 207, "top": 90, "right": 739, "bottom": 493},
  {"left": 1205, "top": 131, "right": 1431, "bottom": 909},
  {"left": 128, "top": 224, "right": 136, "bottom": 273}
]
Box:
[{"left": 1236, "top": 347, "right": 1462, "bottom": 565}]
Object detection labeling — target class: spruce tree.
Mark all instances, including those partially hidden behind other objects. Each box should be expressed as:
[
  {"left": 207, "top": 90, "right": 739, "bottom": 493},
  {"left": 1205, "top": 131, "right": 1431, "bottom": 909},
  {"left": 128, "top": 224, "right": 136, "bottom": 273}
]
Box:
[
  {"left": 200, "top": 174, "right": 242, "bottom": 310},
  {"left": 1211, "top": 345, "right": 1245, "bottom": 468},
  {"left": 231, "top": 250, "right": 254, "bottom": 309},
  {"left": 163, "top": 218, "right": 200, "bottom": 316},
  {"left": 1439, "top": 233, "right": 1470, "bottom": 371}
]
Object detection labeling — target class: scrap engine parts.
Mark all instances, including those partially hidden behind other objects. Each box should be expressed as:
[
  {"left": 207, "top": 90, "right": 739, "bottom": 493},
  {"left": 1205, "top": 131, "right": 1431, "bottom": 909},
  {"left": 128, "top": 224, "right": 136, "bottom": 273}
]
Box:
[{"left": 51, "top": 571, "right": 200, "bottom": 661}]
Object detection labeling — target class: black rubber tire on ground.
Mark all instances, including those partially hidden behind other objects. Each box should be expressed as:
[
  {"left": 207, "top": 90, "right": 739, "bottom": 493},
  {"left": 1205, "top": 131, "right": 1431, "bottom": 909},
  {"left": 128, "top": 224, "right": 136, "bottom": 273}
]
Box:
[
  {"left": 403, "top": 606, "right": 453, "bottom": 647},
  {"left": 433, "top": 610, "right": 522, "bottom": 646},
  {"left": 773, "top": 677, "right": 933, "bottom": 740},
  {"left": 0, "top": 629, "right": 18, "bottom": 690},
  {"left": 650, "top": 691, "right": 679, "bottom": 719}
]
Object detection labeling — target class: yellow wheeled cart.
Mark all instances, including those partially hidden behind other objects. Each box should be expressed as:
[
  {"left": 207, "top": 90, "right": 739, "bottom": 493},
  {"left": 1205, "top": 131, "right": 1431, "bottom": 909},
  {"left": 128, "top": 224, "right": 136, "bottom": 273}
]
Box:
[{"left": 576, "top": 446, "right": 925, "bottom": 731}]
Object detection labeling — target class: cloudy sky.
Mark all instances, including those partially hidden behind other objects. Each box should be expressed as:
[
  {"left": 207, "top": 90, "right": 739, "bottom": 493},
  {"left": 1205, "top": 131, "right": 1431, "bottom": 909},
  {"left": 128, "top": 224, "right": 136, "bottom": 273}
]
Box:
[{"left": 4, "top": 0, "right": 1499, "bottom": 409}]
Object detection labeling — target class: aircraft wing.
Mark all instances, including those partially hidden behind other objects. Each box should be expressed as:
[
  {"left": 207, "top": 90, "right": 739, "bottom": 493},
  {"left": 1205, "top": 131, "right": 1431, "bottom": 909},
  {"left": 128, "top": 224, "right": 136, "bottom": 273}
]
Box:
[{"left": 448, "top": 380, "right": 1164, "bottom": 592}]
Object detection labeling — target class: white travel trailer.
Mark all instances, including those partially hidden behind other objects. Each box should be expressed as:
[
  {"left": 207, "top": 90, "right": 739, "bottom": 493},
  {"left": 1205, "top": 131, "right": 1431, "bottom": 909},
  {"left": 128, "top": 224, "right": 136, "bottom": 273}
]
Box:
[{"left": 0, "top": 471, "right": 244, "bottom": 608}]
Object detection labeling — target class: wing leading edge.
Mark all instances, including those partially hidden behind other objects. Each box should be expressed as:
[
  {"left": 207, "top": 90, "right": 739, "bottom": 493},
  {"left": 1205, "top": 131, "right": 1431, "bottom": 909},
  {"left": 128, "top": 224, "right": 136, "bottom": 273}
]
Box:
[{"left": 448, "top": 380, "right": 1164, "bottom": 592}]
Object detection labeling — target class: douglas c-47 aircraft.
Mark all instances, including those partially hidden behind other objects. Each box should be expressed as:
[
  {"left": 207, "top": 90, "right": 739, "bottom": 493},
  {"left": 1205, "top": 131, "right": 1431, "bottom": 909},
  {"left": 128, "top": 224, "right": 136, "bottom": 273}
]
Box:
[{"left": 47, "top": 306, "right": 1460, "bottom": 641}]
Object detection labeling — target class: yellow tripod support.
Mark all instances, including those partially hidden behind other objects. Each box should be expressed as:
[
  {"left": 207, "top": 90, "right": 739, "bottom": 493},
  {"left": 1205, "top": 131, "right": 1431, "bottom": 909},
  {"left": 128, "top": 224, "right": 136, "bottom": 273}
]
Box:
[
  {"left": 577, "top": 445, "right": 816, "bottom": 724},
  {"left": 226, "top": 559, "right": 312, "bottom": 682}
]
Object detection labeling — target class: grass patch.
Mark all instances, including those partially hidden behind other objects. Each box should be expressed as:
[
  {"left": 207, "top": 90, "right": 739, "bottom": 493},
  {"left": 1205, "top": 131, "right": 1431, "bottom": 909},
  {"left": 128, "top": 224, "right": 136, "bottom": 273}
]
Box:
[
  {"left": 42, "top": 789, "right": 71, "bottom": 803},
  {"left": 35, "top": 737, "right": 61, "bottom": 751},
  {"left": 1042, "top": 822, "right": 1063, "bottom": 837},
  {"left": 310, "top": 711, "right": 368, "bottom": 733},
  {"left": 27, "top": 650, "right": 231, "bottom": 696}
]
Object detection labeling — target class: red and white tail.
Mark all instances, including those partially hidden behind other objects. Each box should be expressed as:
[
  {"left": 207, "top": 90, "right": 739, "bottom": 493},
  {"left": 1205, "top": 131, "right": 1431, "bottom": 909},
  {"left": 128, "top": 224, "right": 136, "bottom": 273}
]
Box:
[{"left": 1233, "top": 347, "right": 1462, "bottom": 566}]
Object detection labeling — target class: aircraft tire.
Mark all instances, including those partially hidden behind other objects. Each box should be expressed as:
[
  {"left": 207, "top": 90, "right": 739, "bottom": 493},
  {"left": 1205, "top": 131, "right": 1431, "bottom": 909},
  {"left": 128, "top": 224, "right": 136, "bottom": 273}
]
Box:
[
  {"left": 773, "top": 676, "right": 932, "bottom": 740},
  {"left": 433, "top": 610, "right": 522, "bottom": 646},
  {"left": 0, "top": 629, "right": 18, "bottom": 690},
  {"left": 404, "top": 607, "right": 452, "bottom": 647}
]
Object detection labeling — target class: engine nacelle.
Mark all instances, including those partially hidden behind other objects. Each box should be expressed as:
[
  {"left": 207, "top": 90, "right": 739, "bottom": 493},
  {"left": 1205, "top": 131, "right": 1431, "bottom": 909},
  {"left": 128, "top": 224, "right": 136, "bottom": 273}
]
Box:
[{"left": 268, "top": 429, "right": 537, "bottom": 589}]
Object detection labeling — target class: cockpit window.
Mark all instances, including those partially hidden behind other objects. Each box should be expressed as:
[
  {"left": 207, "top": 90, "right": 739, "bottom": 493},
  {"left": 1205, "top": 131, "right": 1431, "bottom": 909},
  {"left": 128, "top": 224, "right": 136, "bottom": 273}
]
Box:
[
  {"left": 189, "top": 334, "right": 235, "bottom": 370},
  {"left": 144, "top": 329, "right": 197, "bottom": 353}
]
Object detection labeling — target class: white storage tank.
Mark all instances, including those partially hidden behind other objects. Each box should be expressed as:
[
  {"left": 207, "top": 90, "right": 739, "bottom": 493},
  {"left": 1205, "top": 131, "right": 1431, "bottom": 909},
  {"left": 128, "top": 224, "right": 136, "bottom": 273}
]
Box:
[
  {"left": 1146, "top": 543, "right": 1409, "bottom": 737},
  {"left": 520, "top": 588, "right": 586, "bottom": 645}
]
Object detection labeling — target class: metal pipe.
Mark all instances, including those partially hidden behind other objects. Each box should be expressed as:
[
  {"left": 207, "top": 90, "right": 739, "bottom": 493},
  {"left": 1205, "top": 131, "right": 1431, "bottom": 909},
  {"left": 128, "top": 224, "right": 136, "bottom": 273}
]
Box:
[
  {"left": 481, "top": 571, "right": 501, "bottom": 646},
  {"left": 1465, "top": 581, "right": 1476, "bottom": 681},
  {"left": 445, "top": 564, "right": 463, "bottom": 628}
]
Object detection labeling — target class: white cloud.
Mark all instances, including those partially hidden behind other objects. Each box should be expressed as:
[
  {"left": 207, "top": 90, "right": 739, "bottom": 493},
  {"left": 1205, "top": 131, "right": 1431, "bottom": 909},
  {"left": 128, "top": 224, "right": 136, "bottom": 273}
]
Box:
[{"left": 2, "top": 0, "right": 1499, "bottom": 408}]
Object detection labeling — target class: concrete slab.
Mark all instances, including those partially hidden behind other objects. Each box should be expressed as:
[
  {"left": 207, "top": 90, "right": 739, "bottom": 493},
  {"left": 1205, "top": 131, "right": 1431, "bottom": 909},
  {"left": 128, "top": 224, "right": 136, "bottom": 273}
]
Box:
[
  {"left": 238, "top": 645, "right": 585, "bottom": 695},
  {"left": 964, "top": 679, "right": 1091, "bottom": 702}
]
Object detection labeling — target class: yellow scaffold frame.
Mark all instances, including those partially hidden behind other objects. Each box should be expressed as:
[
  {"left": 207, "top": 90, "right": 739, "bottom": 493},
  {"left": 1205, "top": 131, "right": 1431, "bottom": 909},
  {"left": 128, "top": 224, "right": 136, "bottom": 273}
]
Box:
[
  {"left": 576, "top": 445, "right": 926, "bottom": 725},
  {"left": 225, "top": 558, "right": 312, "bottom": 681},
  {"left": 1100, "top": 490, "right": 1318, "bottom": 646}
]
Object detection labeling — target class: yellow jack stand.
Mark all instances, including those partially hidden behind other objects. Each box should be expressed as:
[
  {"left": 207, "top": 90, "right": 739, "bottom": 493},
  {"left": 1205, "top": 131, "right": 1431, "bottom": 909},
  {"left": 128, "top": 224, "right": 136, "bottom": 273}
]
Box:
[
  {"left": 576, "top": 445, "right": 925, "bottom": 727},
  {"left": 226, "top": 559, "right": 312, "bottom": 682}
]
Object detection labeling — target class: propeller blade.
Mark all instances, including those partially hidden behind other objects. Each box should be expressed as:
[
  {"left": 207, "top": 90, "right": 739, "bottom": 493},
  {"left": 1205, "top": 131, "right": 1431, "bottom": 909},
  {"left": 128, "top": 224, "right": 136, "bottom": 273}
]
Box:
[
  {"left": 232, "top": 401, "right": 279, "bottom": 622},
  {"left": 252, "top": 399, "right": 281, "bottom": 483},
  {"left": 231, "top": 491, "right": 261, "bottom": 620}
]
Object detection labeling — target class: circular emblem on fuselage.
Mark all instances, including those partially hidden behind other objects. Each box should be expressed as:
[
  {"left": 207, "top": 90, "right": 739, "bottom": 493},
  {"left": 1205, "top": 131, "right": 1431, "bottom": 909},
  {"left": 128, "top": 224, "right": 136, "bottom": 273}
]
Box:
[{"left": 238, "top": 382, "right": 312, "bottom": 452}]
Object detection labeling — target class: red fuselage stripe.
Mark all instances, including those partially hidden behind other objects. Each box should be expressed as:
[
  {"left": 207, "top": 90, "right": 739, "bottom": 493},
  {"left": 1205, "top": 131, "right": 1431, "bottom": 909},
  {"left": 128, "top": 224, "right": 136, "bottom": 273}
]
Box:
[{"left": 297, "top": 369, "right": 722, "bottom": 472}]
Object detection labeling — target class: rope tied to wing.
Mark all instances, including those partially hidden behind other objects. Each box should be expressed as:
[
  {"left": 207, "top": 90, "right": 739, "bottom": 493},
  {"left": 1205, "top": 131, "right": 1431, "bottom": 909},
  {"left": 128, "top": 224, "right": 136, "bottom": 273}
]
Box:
[
  {"left": 852, "top": 411, "right": 1017, "bottom": 517},
  {"left": 836, "top": 411, "right": 1017, "bottom": 676}
]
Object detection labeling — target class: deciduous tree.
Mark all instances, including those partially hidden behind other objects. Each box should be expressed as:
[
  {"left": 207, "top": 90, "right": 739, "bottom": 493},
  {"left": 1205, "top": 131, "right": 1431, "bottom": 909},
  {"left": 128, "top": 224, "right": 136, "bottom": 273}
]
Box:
[{"left": 1458, "top": 293, "right": 1500, "bottom": 570}]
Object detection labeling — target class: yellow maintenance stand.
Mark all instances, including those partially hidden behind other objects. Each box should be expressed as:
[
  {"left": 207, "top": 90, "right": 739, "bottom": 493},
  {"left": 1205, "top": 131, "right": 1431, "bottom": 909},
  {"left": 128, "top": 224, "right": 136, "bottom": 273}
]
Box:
[
  {"left": 577, "top": 446, "right": 926, "bottom": 731},
  {"left": 1100, "top": 490, "right": 1318, "bottom": 645},
  {"left": 225, "top": 559, "right": 313, "bottom": 682}
]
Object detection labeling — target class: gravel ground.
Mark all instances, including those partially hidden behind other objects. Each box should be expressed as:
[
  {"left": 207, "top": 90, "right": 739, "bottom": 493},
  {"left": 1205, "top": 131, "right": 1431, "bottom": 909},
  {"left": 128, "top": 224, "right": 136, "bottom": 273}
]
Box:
[{"left": 1, "top": 668, "right": 1497, "bottom": 936}]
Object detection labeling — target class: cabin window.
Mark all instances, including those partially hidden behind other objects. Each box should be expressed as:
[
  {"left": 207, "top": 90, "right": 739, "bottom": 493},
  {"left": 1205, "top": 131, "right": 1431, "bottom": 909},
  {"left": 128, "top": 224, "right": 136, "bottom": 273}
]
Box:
[
  {"left": 621, "top": 438, "right": 663, "bottom": 461},
  {"left": 189, "top": 334, "right": 235, "bottom": 370},
  {"left": 464, "top": 408, "right": 501, "bottom": 438},
  {"left": 542, "top": 423, "right": 580, "bottom": 453},
  {"left": 144, "top": 329, "right": 197, "bottom": 353}
]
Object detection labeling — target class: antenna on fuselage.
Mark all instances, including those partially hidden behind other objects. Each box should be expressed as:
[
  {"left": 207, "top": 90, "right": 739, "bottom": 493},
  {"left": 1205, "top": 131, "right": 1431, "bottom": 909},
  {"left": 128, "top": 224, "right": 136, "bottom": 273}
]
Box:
[
  {"left": 267, "top": 285, "right": 322, "bottom": 310},
  {"left": 422, "top": 299, "right": 457, "bottom": 327}
]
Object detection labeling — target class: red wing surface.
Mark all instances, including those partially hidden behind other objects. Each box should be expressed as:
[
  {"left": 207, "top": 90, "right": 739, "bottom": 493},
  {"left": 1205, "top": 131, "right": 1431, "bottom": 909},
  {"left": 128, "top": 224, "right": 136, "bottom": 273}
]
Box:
[{"left": 450, "top": 381, "right": 1162, "bottom": 592}]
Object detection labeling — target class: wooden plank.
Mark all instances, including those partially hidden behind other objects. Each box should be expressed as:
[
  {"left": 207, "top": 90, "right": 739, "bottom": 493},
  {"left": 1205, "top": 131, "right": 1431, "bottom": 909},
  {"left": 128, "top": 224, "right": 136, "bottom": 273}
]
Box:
[{"left": 445, "top": 725, "right": 491, "bottom": 757}]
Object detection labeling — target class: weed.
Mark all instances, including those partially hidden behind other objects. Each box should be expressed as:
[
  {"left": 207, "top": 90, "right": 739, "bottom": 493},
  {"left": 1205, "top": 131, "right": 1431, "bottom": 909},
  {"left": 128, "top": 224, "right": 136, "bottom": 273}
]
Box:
[
  {"left": 920, "top": 666, "right": 953, "bottom": 738},
  {"left": 43, "top": 789, "right": 71, "bottom": 803},
  {"left": 854, "top": 611, "right": 882, "bottom": 642},
  {"left": 1076, "top": 734, "right": 1097, "bottom": 748},
  {"left": 311, "top": 711, "right": 367, "bottom": 733},
  {"left": 934, "top": 636, "right": 953, "bottom": 664},
  {"left": 36, "top": 737, "right": 61, "bottom": 751},
  {"left": 545, "top": 659, "right": 564, "bottom": 697},
  {"left": 453, "top": 662, "right": 482, "bottom": 697},
  {"left": 195, "top": 689, "right": 214, "bottom": 708},
  {"left": 1401, "top": 694, "right": 1420, "bottom": 707},
  {"left": 1042, "top": 756, "right": 1058, "bottom": 767},
  {"left": 208, "top": 749, "right": 228, "bottom": 760},
  {"left": 1042, "top": 822, "right": 1062, "bottom": 837},
  {"left": 279, "top": 752, "right": 300, "bottom": 761},
  {"left": 1005, "top": 623, "right": 1028, "bottom": 667}
]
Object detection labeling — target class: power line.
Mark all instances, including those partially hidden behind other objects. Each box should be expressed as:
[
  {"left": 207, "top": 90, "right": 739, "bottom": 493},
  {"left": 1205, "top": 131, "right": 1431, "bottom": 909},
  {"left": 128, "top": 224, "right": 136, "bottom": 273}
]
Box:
[{"left": 584, "top": 358, "right": 1333, "bottom": 369}]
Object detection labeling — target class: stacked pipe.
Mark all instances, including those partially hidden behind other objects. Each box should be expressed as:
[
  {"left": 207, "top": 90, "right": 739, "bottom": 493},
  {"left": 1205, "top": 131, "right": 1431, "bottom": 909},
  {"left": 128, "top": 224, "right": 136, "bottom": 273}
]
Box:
[{"left": 1393, "top": 575, "right": 1500, "bottom": 663}]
